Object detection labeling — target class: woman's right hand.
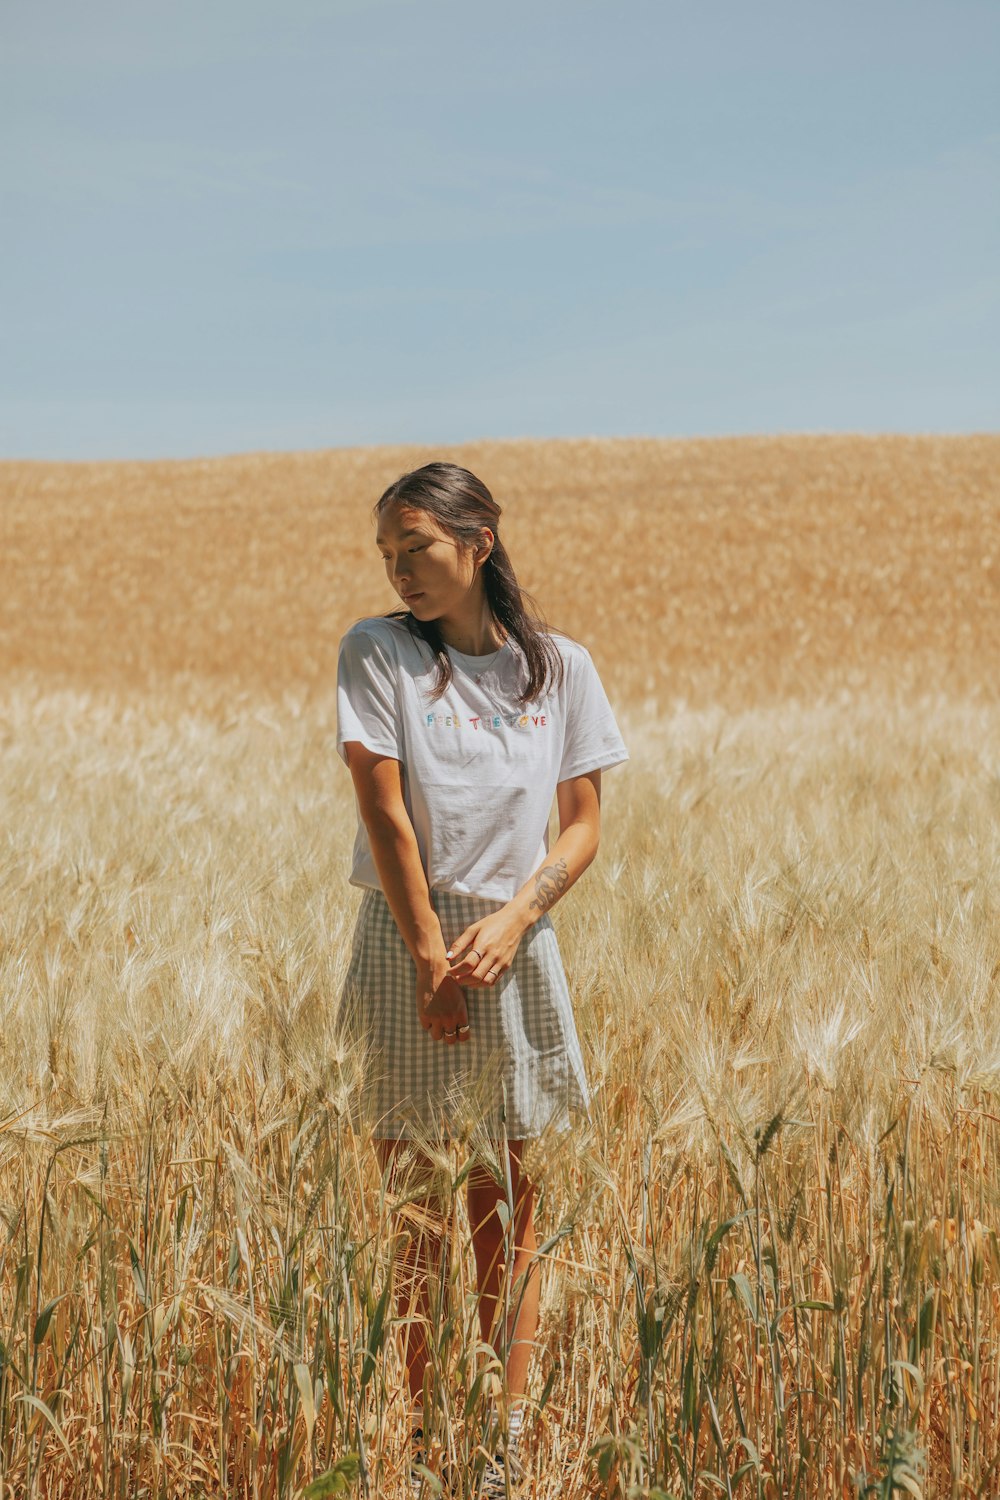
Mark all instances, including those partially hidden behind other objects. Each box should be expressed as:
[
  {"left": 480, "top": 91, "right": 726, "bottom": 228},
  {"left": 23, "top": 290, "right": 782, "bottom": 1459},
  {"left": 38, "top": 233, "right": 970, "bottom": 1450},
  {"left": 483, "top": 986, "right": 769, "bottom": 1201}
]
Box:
[{"left": 416, "top": 964, "right": 471, "bottom": 1045}]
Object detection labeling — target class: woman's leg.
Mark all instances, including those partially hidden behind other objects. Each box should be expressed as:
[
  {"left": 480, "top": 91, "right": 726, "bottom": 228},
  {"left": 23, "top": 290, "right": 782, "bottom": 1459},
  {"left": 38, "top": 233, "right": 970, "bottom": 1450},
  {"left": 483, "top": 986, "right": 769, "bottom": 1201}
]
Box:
[
  {"left": 466, "top": 1139, "right": 540, "bottom": 1401},
  {"left": 375, "top": 1136, "right": 454, "bottom": 1409}
]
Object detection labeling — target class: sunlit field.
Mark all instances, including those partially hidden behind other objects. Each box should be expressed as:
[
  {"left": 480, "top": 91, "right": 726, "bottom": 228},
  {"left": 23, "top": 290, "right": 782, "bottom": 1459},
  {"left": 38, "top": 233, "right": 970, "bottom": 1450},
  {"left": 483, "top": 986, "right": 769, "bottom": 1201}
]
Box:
[{"left": 1, "top": 436, "right": 999, "bottom": 1498}]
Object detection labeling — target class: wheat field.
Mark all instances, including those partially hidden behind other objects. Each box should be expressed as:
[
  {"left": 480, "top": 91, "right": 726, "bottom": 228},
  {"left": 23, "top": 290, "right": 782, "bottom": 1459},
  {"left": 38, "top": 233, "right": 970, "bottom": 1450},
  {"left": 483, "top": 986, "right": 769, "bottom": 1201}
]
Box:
[{"left": 1, "top": 435, "right": 999, "bottom": 1498}]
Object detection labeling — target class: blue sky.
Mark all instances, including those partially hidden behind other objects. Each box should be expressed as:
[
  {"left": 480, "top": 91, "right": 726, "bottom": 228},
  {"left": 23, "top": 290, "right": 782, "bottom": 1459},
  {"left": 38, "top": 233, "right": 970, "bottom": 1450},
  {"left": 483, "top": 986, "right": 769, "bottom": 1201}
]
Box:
[{"left": 2, "top": 0, "right": 997, "bottom": 459}]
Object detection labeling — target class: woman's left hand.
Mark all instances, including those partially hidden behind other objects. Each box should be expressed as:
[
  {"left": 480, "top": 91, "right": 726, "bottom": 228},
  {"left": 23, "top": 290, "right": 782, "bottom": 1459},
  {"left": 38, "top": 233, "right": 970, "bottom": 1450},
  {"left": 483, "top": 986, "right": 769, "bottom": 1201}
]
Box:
[{"left": 446, "top": 905, "right": 529, "bottom": 988}]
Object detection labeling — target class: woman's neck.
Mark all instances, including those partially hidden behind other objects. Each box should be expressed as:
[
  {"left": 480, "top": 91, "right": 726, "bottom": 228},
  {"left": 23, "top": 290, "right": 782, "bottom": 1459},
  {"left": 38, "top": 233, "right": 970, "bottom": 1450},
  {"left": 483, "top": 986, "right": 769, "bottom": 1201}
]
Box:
[{"left": 435, "top": 605, "right": 507, "bottom": 656}]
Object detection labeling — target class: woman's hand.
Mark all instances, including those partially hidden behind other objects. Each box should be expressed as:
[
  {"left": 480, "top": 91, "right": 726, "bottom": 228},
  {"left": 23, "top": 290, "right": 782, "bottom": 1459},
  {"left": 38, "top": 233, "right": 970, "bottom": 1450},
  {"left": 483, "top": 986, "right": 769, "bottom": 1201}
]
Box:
[
  {"left": 416, "top": 963, "right": 471, "bottom": 1045},
  {"left": 445, "top": 905, "right": 530, "bottom": 988}
]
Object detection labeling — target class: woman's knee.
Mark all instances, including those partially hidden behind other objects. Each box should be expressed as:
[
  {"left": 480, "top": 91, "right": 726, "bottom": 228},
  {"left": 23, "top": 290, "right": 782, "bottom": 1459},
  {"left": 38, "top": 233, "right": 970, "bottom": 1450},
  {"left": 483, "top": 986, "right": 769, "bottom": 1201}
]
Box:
[
  {"left": 376, "top": 1136, "right": 450, "bottom": 1194},
  {"left": 376, "top": 1138, "right": 456, "bottom": 1261},
  {"left": 466, "top": 1145, "right": 536, "bottom": 1244}
]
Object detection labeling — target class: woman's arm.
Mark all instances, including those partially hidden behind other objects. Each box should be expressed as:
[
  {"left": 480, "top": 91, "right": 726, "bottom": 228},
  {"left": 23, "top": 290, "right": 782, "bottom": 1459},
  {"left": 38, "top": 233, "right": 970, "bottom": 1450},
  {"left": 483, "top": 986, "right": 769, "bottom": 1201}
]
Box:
[
  {"left": 343, "top": 741, "right": 470, "bottom": 1044},
  {"left": 448, "top": 770, "right": 602, "bottom": 985},
  {"left": 509, "top": 769, "right": 602, "bottom": 929},
  {"left": 344, "top": 742, "right": 446, "bottom": 966}
]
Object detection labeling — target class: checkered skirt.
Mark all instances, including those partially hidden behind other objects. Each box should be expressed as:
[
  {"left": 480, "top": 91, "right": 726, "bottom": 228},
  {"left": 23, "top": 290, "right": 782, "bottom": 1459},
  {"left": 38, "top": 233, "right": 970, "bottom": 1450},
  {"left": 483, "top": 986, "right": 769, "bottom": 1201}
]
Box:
[{"left": 335, "top": 886, "right": 592, "bottom": 1141}]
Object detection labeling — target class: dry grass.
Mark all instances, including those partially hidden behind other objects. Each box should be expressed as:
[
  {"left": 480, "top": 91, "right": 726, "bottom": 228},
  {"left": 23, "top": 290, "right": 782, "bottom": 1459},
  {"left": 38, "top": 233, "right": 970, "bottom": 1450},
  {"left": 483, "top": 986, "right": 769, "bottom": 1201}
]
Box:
[
  {"left": 0, "top": 435, "right": 999, "bottom": 1497},
  {"left": 2, "top": 434, "right": 999, "bottom": 709}
]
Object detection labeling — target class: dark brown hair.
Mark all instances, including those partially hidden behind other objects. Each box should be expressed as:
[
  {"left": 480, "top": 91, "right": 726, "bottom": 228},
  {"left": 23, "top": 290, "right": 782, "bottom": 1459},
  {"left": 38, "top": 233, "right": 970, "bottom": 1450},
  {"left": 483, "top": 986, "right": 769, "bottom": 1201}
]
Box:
[{"left": 372, "top": 461, "right": 567, "bottom": 707}]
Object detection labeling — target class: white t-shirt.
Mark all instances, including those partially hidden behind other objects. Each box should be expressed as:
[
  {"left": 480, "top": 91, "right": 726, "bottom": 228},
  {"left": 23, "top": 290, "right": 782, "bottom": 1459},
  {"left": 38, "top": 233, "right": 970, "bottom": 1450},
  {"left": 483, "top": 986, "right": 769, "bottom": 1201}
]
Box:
[{"left": 336, "top": 614, "right": 629, "bottom": 901}]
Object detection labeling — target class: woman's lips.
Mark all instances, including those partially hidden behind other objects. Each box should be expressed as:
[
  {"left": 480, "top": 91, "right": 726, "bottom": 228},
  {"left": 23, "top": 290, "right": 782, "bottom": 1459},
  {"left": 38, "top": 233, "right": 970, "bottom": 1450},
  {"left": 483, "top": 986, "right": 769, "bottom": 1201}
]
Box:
[{"left": 403, "top": 593, "right": 424, "bottom": 603}]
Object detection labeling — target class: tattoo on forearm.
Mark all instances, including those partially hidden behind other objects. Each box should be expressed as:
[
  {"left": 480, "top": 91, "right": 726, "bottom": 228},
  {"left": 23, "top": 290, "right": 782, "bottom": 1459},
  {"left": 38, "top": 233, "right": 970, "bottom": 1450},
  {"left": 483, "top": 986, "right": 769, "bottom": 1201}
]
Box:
[{"left": 528, "top": 857, "right": 570, "bottom": 913}]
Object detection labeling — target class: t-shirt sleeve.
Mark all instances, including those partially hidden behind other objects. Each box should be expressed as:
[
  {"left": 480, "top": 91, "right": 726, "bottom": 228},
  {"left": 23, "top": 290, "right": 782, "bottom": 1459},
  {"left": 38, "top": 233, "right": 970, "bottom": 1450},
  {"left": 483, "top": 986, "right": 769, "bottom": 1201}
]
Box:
[
  {"left": 557, "top": 646, "right": 629, "bottom": 782},
  {"left": 336, "top": 625, "right": 403, "bottom": 764}
]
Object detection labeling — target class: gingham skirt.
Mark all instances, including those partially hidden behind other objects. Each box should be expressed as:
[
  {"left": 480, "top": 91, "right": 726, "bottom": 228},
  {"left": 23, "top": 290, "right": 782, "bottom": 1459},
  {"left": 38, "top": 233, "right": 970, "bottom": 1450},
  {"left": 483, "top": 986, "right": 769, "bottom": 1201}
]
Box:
[{"left": 335, "top": 886, "right": 592, "bottom": 1141}]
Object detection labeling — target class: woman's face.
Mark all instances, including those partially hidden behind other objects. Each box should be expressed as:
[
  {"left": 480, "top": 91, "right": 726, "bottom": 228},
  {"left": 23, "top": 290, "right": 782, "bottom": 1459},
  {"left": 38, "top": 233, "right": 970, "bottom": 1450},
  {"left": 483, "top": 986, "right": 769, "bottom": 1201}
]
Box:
[{"left": 375, "top": 503, "right": 490, "bottom": 620}]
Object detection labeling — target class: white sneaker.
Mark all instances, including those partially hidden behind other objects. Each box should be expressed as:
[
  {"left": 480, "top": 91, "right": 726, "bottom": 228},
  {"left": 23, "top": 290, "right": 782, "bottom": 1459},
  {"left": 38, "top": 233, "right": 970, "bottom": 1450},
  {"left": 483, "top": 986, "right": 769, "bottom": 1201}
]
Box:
[
  {"left": 408, "top": 1426, "right": 431, "bottom": 1497},
  {"left": 476, "top": 1443, "right": 525, "bottom": 1498},
  {"left": 409, "top": 1426, "right": 456, "bottom": 1496}
]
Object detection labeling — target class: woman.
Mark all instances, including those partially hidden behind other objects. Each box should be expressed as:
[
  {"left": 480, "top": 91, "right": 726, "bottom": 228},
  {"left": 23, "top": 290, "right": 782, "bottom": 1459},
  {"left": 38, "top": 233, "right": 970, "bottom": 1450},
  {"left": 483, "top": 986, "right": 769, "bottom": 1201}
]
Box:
[{"left": 335, "top": 461, "right": 628, "bottom": 1496}]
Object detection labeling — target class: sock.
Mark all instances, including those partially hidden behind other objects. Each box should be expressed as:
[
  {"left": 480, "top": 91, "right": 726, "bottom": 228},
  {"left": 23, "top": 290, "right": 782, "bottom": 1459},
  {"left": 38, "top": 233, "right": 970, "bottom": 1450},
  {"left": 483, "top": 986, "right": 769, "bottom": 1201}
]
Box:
[
  {"left": 507, "top": 1402, "right": 524, "bottom": 1454},
  {"left": 410, "top": 1402, "right": 424, "bottom": 1442}
]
